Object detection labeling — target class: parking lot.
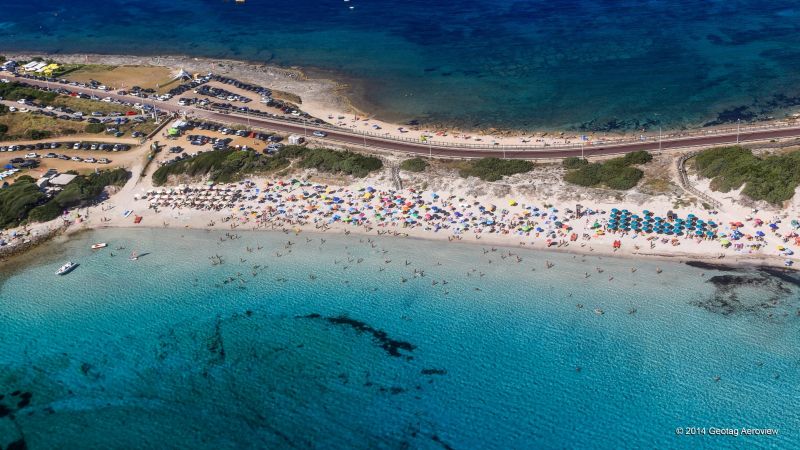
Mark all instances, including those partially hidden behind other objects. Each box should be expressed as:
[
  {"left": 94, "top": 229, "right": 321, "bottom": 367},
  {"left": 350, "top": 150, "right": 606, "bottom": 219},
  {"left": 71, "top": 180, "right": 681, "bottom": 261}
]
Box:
[{"left": 0, "top": 139, "right": 146, "bottom": 183}]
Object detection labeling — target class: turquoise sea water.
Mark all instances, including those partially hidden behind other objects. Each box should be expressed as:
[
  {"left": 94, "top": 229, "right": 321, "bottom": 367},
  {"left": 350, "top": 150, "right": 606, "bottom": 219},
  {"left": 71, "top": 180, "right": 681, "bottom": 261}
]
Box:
[
  {"left": 1, "top": 228, "right": 798, "bottom": 448},
  {"left": 3, "top": 0, "right": 800, "bottom": 130}
]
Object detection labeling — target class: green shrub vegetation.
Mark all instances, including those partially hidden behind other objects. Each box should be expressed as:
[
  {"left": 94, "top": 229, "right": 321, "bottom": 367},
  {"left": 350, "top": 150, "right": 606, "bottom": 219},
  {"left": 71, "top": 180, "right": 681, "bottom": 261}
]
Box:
[
  {"left": 0, "top": 178, "right": 47, "bottom": 228},
  {"left": 152, "top": 146, "right": 383, "bottom": 186},
  {"left": 693, "top": 146, "right": 800, "bottom": 205},
  {"left": 290, "top": 147, "right": 383, "bottom": 177},
  {"left": 0, "top": 104, "right": 8, "bottom": 115},
  {"left": 14, "top": 175, "right": 35, "bottom": 184},
  {"left": 152, "top": 149, "right": 290, "bottom": 186},
  {"left": 400, "top": 157, "right": 428, "bottom": 173},
  {"left": 458, "top": 158, "right": 534, "bottom": 182},
  {"left": 85, "top": 123, "right": 106, "bottom": 134},
  {"left": 622, "top": 150, "right": 654, "bottom": 166},
  {"left": 0, "top": 82, "right": 58, "bottom": 103},
  {"left": 0, "top": 123, "right": 8, "bottom": 138},
  {"left": 23, "top": 129, "right": 51, "bottom": 140},
  {"left": 27, "top": 169, "right": 131, "bottom": 222},
  {"left": 563, "top": 151, "right": 651, "bottom": 190},
  {"left": 562, "top": 157, "right": 588, "bottom": 170}
]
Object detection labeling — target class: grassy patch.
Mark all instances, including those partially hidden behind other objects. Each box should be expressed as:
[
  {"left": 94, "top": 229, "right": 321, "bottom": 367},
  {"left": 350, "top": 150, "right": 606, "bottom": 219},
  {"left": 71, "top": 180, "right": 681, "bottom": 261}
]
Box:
[
  {"left": 0, "top": 82, "right": 57, "bottom": 103},
  {"left": 85, "top": 123, "right": 106, "bottom": 134},
  {"left": 271, "top": 89, "right": 302, "bottom": 105},
  {"left": 0, "top": 114, "right": 80, "bottom": 140},
  {"left": 458, "top": 157, "right": 534, "bottom": 182},
  {"left": 50, "top": 96, "right": 130, "bottom": 115},
  {"left": 693, "top": 146, "right": 800, "bottom": 204},
  {"left": 642, "top": 177, "right": 673, "bottom": 193},
  {"left": 0, "top": 81, "right": 130, "bottom": 114},
  {"left": 64, "top": 65, "right": 174, "bottom": 91}
]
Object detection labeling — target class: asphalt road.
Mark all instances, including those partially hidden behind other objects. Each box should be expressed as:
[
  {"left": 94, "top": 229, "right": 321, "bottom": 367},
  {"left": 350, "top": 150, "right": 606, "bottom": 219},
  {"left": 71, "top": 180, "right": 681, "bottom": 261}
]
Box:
[{"left": 17, "top": 77, "right": 800, "bottom": 159}]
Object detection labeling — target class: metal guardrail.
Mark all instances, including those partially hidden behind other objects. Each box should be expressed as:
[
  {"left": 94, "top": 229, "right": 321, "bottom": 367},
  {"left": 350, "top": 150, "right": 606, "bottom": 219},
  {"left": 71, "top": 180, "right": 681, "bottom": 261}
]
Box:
[{"left": 216, "top": 106, "right": 800, "bottom": 153}]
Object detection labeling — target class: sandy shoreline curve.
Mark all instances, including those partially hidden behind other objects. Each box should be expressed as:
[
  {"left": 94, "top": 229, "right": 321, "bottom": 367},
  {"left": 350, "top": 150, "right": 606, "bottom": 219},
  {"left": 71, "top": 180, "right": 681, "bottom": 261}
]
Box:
[{"left": 0, "top": 50, "right": 644, "bottom": 148}]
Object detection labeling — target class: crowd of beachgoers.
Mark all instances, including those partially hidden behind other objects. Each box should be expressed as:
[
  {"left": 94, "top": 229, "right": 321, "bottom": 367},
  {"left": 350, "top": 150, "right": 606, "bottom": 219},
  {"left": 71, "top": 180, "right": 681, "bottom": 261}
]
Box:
[{"left": 128, "top": 179, "right": 800, "bottom": 266}]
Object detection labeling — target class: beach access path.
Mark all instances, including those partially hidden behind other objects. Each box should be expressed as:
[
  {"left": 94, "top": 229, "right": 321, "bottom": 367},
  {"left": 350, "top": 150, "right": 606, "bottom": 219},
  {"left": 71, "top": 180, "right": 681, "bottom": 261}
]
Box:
[{"left": 15, "top": 77, "right": 800, "bottom": 160}]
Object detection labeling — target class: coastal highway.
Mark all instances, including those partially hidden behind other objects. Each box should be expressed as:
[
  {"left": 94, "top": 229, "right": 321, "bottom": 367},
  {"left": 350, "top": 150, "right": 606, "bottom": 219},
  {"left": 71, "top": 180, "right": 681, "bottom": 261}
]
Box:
[{"left": 18, "top": 77, "right": 800, "bottom": 159}]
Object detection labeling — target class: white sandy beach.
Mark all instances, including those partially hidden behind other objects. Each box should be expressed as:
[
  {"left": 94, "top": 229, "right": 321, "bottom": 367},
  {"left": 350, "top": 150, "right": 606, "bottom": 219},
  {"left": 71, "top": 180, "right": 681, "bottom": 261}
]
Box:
[{"left": 7, "top": 147, "right": 780, "bottom": 270}]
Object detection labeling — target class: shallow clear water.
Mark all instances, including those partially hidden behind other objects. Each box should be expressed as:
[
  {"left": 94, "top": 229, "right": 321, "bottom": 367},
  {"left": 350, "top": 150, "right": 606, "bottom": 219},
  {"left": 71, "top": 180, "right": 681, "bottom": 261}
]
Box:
[
  {"left": 3, "top": 0, "right": 800, "bottom": 130},
  {"left": 0, "top": 228, "right": 798, "bottom": 448}
]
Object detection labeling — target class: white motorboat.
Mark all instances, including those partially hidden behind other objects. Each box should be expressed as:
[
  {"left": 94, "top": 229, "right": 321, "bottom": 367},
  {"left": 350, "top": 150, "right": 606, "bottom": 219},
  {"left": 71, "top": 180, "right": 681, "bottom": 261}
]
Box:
[
  {"left": 91, "top": 242, "right": 108, "bottom": 249},
  {"left": 56, "top": 261, "right": 78, "bottom": 275}
]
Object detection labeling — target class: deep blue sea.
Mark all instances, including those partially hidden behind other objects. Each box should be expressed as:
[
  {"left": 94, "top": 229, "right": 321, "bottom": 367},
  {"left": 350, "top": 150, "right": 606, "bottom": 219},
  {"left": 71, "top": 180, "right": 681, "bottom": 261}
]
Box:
[
  {"left": 0, "top": 228, "right": 798, "bottom": 448},
  {"left": 3, "top": 0, "right": 800, "bottom": 130}
]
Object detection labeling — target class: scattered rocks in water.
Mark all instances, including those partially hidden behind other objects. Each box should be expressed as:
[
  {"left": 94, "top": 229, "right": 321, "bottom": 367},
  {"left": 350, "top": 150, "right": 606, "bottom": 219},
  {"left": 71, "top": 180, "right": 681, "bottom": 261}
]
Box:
[
  {"left": 207, "top": 317, "right": 227, "bottom": 364},
  {"left": 420, "top": 368, "right": 447, "bottom": 376},
  {"left": 16, "top": 392, "right": 32, "bottom": 409},
  {"left": 707, "top": 274, "right": 788, "bottom": 292},
  {"left": 378, "top": 386, "right": 406, "bottom": 395},
  {"left": 297, "top": 314, "right": 416, "bottom": 358},
  {"left": 0, "top": 389, "right": 33, "bottom": 423},
  {"left": 685, "top": 261, "right": 738, "bottom": 272},
  {"left": 431, "top": 434, "right": 455, "bottom": 450},
  {"left": 7, "top": 439, "right": 28, "bottom": 450},
  {"left": 759, "top": 267, "right": 800, "bottom": 289},
  {"left": 695, "top": 273, "right": 796, "bottom": 318},
  {"left": 703, "top": 105, "right": 756, "bottom": 127},
  {"left": 79, "top": 363, "right": 101, "bottom": 381}
]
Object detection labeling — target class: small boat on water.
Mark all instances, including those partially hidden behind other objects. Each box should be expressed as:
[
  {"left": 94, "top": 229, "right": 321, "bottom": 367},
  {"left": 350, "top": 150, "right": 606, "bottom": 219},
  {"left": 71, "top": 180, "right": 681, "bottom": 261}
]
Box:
[
  {"left": 91, "top": 242, "right": 107, "bottom": 249},
  {"left": 594, "top": 308, "right": 605, "bottom": 315},
  {"left": 129, "top": 250, "right": 138, "bottom": 261},
  {"left": 56, "top": 261, "right": 78, "bottom": 275}
]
